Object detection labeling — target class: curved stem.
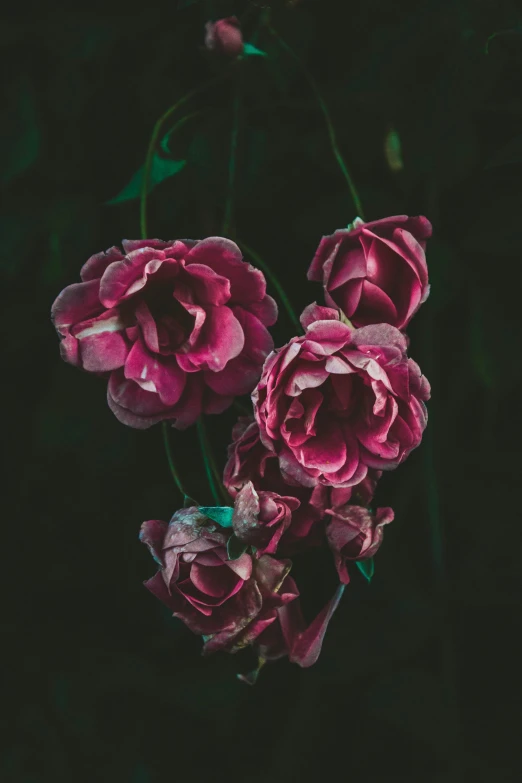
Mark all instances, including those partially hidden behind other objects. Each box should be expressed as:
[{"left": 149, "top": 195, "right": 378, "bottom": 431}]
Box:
[
  {"left": 161, "top": 422, "right": 188, "bottom": 499},
  {"left": 236, "top": 239, "right": 301, "bottom": 332},
  {"left": 223, "top": 87, "right": 241, "bottom": 236},
  {"left": 140, "top": 72, "right": 227, "bottom": 239},
  {"left": 196, "top": 418, "right": 229, "bottom": 505},
  {"left": 268, "top": 25, "right": 365, "bottom": 221}
]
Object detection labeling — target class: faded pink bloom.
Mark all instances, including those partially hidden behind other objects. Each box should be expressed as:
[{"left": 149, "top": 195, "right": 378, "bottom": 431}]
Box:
[
  {"left": 140, "top": 506, "right": 297, "bottom": 655},
  {"left": 325, "top": 504, "right": 394, "bottom": 584},
  {"left": 239, "top": 584, "right": 346, "bottom": 682},
  {"left": 205, "top": 17, "right": 244, "bottom": 58},
  {"left": 308, "top": 215, "right": 431, "bottom": 330},
  {"left": 253, "top": 302, "right": 430, "bottom": 488},
  {"left": 51, "top": 237, "right": 276, "bottom": 429}
]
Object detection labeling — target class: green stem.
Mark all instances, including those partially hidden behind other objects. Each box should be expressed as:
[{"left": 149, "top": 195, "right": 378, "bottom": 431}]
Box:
[
  {"left": 236, "top": 239, "right": 301, "bottom": 333},
  {"left": 268, "top": 25, "right": 365, "bottom": 221},
  {"left": 140, "top": 72, "right": 227, "bottom": 239},
  {"left": 196, "top": 418, "right": 229, "bottom": 505},
  {"left": 223, "top": 87, "right": 241, "bottom": 236},
  {"left": 161, "top": 422, "right": 188, "bottom": 499}
]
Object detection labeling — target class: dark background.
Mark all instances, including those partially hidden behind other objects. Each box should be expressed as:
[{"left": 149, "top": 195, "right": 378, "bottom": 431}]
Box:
[{"left": 2, "top": 0, "right": 522, "bottom": 780}]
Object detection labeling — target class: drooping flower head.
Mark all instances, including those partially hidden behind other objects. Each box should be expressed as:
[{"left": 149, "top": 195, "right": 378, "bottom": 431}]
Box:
[
  {"left": 51, "top": 237, "right": 277, "bottom": 428},
  {"left": 140, "top": 505, "right": 298, "bottom": 655},
  {"left": 205, "top": 17, "right": 244, "bottom": 58}
]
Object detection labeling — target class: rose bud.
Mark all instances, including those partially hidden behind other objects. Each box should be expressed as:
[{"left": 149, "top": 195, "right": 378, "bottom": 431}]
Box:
[
  {"left": 308, "top": 215, "right": 431, "bottom": 330},
  {"left": 325, "top": 504, "right": 394, "bottom": 583},
  {"left": 253, "top": 303, "right": 430, "bottom": 488},
  {"left": 232, "top": 481, "right": 300, "bottom": 556},
  {"left": 205, "top": 17, "right": 244, "bottom": 58},
  {"left": 51, "top": 237, "right": 276, "bottom": 429},
  {"left": 140, "top": 506, "right": 298, "bottom": 655}
]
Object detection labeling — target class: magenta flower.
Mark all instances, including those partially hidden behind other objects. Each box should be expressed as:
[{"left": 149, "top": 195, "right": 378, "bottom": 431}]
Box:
[
  {"left": 325, "top": 504, "right": 394, "bottom": 584},
  {"left": 51, "top": 237, "right": 276, "bottom": 429},
  {"left": 204, "top": 17, "right": 244, "bottom": 58},
  {"left": 308, "top": 215, "right": 431, "bottom": 330},
  {"left": 140, "top": 506, "right": 298, "bottom": 655},
  {"left": 252, "top": 303, "right": 430, "bottom": 488}
]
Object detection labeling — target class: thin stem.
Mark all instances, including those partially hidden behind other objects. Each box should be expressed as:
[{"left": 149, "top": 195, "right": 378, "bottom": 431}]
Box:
[
  {"left": 140, "top": 72, "right": 227, "bottom": 239},
  {"left": 223, "top": 87, "right": 241, "bottom": 236},
  {"left": 161, "top": 422, "right": 188, "bottom": 499},
  {"left": 196, "top": 418, "right": 229, "bottom": 505},
  {"left": 236, "top": 239, "right": 301, "bottom": 332},
  {"left": 268, "top": 25, "right": 365, "bottom": 221}
]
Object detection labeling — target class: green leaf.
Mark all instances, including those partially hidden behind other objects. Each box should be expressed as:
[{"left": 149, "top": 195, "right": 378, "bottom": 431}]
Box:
[
  {"left": 183, "top": 495, "right": 198, "bottom": 508},
  {"left": 243, "top": 43, "right": 268, "bottom": 57},
  {"left": 199, "top": 507, "right": 233, "bottom": 528},
  {"left": 107, "top": 153, "right": 186, "bottom": 204},
  {"left": 227, "top": 535, "right": 248, "bottom": 561},
  {"left": 356, "top": 558, "right": 374, "bottom": 583}
]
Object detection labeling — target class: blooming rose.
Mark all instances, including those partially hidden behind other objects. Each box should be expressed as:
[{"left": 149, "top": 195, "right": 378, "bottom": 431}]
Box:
[
  {"left": 307, "top": 215, "right": 431, "bottom": 330},
  {"left": 253, "top": 303, "right": 430, "bottom": 488},
  {"left": 205, "top": 17, "right": 244, "bottom": 58},
  {"left": 224, "top": 416, "right": 380, "bottom": 550},
  {"left": 140, "top": 506, "right": 297, "bottom": 654},
  {"left": 325, "top": 504, "right": 394, "bottom": 584},
  {"left": 51, "top": 237, "right": 276, "bottom": 429}
]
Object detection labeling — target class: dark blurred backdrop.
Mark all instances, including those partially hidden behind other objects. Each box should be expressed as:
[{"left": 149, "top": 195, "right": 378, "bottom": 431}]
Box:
[{"left": 2, "top": 1, "right": 522, "bottom": 781}]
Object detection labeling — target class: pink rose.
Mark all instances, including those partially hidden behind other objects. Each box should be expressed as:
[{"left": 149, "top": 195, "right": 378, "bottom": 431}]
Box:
[
  {"left": 204, "top": 17, "right": 244, "bottom": 58},
  {"left": 140, "top": 506, "right": 298, "bottom": 655},
  {"left": 51, "top": 237, "right": 276, "bottom": 429},
  {"left": 307, "top": 215, "right": 431, "bottom": 330},
  {"left": 252, "top": 303, "right": 430, "bottom": 488},
  {"left": 224, "top": 416, "right": 381, "bottom": 551},
  {"left": 325, "top": 504, "right": 394, "bottom": 584}
]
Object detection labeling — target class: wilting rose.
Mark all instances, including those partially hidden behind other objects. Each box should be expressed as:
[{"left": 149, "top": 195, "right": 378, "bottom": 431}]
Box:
[
  {"left": 205, "top": 17, "right": 244, "bottom": 58},
  {"left": 140, "top": 506, "right": 297, "bottom": 654},
  {"left": 325, "top": 504, "right": 394, "bottom": 584},
  {"left": 308, "top": 215, "right": 431, "bottom": 330},
  {"left": 238, "top": 584, "right": 346, "bottom": 682},
  {"left": 253, "top": 303, "right": 430, "bottom": 488},
  {"left": 224, "top": 416, "right": 381, "bottom": 550},
  {"left": 232, "top": 481, "right": 300, "bottom": 556},
  {"left": 51, "top": 237, "right": 276, "bottom": 429}
]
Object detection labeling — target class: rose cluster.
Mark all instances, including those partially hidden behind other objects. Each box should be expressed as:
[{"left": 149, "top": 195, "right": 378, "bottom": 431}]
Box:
[{"left": 52, "top": 215, "right": 430, "bottom": 680}]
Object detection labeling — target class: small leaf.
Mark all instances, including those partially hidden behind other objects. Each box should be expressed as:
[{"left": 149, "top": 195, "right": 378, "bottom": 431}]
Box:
[
  {"left": 243, "top": 43, "right": 268, "bottom": 57},
  {"left": 356, "top": 558, "right": 375, "bottom": 583},
  {"left": 107, "top": 154, "right": 186, "bottom": 204},
  {"left": 199, "top": 507, "right": 234, "bottom": 528},
  {"left": 384, "top": 127, "right": 403, "bottom": 172},
  {"left": 227, "top": 535, "right": 248, "bottom": 561},
  {"left": 183, "top": 495, "right": 198, "bottom": 508}
]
